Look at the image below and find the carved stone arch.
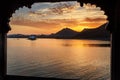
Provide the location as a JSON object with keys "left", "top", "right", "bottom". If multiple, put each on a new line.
{"left": 0, "top": 0, "right": 119, "bottom": 80}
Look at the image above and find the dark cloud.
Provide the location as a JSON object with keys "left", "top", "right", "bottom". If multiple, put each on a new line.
{"left": 49, "top": 2, "right": 79, "bottom": 14}
{"left": 28, "top": 10, "right": 47, "bottom": 17}
{"left": 84, "top": 17, "right": 107, "bottom": 22}
{"left": 10, "top": 19, "right": 59, "bottom": 29}
{"left": 10, "top": 19, "right": 81, "bottom": 30}
{"left": 27, "top": 1, "right": 80, "bottom": 18}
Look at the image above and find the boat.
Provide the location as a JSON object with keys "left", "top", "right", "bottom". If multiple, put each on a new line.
{"left": 28, "top": 35, "right": 37, "bottom": 40}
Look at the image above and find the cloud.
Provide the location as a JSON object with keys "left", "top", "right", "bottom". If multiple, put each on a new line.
{"left": 83, "top": 3, "right": 101, "bottom": 10}
{"left": 27, "top": 1, "right": 81, "bottom": 19}
{"left": 10, "top": 19, "right": 59, "bottom": 29}
{"left": 9, "top": 1, "right": 108, "bottom": 34}
{"left": 84, "top": 17, "right": 107, "bottom": 22}
{"left": 10, "top": 19, "right": 79, "bottom": 29}
{"left": 11, "top": 1, "right": 107, "bottom": 22}
{"left": 10, "top": 17, "right": 106, "bottom": 31}
{"left": 48, "top": 1, "right": 80, "bottom": 14}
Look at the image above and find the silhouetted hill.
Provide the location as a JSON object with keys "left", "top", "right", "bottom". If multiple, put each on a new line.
{"left": 74, "top": 23, "right": 110, "bottom": 40}
{"left": 7, "top": 34, "right": 29, "bottom": 38}
{"left": 7, "top": 23, "right": 110, "bottom": 41}
{"left": 52, "top": 28, "right": 79, "bottom": 38}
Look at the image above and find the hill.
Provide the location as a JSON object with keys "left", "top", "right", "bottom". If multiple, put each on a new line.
{"left": 51, "top": 28, "right": 79, "bottom": 38}
{"left": 7, "top": 23, "right": 110, "bottom": 41}
{"left": 73, "top": 23, "right": 110, "bottom": 40}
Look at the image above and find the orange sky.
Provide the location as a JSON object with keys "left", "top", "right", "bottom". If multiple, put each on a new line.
{"left": 9, "top": 1, "right": 107, "bottom": 34}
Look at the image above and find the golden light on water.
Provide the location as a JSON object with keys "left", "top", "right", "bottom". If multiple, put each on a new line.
{"left": 7, "top": 38, "right": 110, "bottom": 79}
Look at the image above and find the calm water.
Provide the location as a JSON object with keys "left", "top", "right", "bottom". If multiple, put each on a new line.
{"left": 7, "top": 38, "right": 111, "bottom": 80}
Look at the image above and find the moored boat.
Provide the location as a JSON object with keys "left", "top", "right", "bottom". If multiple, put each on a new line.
{"left": 28, "top": 35, "right": 37, "bottom": 40}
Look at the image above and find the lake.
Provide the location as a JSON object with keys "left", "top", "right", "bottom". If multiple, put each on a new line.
{"left": 7, "top": 38, "right": 111, "bottom": 80}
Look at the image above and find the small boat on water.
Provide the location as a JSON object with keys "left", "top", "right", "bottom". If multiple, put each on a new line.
{"left": 28, "top": 35, "right": 37, "bottom": 40}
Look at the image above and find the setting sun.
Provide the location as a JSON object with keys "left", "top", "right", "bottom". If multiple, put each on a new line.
{"left": 72, "top": 26, "right": 85, "bottom": 32}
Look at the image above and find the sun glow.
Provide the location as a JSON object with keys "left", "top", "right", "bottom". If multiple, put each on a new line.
{"left": 72, "top": 26, "right": 86, "bottom": 32}
{"left": 9, "top": 1, "right": 107, "bottom": 34}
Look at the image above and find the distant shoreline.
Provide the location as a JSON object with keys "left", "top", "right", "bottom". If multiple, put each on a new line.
{"left": 7, "top": 37, "right": 110, "bottom": 41}
{"left": 7, "top": 37, "right": 111, "bottom": 47}
{"left": 7, "top": 24, "right": 110, "bottom": 41}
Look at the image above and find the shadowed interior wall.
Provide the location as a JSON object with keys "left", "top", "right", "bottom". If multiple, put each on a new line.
{"left": 0, "top": 33, "right": 7, "bottom": 77}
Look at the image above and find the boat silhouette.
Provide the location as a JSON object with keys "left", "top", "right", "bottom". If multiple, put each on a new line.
{"left": 28, "top": 35, "right": 37, "bottom": 40}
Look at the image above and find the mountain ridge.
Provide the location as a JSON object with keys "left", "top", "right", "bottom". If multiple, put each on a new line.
{"left": 73, "top": 23, "right": 110, "bottom": 40}
{"left": 7, "top": 23, "right": 110, "bottom": 41}
{"left": 52, "top": 27, "right": 79, "bottom": 38}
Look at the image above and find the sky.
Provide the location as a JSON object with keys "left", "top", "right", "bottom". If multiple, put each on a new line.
{"left": 9, "top": 1, "right": 108, "bottom": 34}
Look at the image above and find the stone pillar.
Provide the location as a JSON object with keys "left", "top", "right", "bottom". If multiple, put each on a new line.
{"left": 0, "top": 19, "right": 10, "bottom": 79}
{"left": 111, "top": 1, "right": 120, "bottom": 79}
{"left": 0, "top": 33, "right": 7, "bottom": 79}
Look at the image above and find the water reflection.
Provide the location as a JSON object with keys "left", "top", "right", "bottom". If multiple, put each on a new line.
{"left": 59, "top": 39, "right": 110, "bottom": 47}
{"left": 62, "top": 43, "right": 110, "bottom": 47}
{"left": 83, "top": 43, "right": 110, "bottom": 47}
{"left": 7, "top": 38, "right": 110, "bottom": 80}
